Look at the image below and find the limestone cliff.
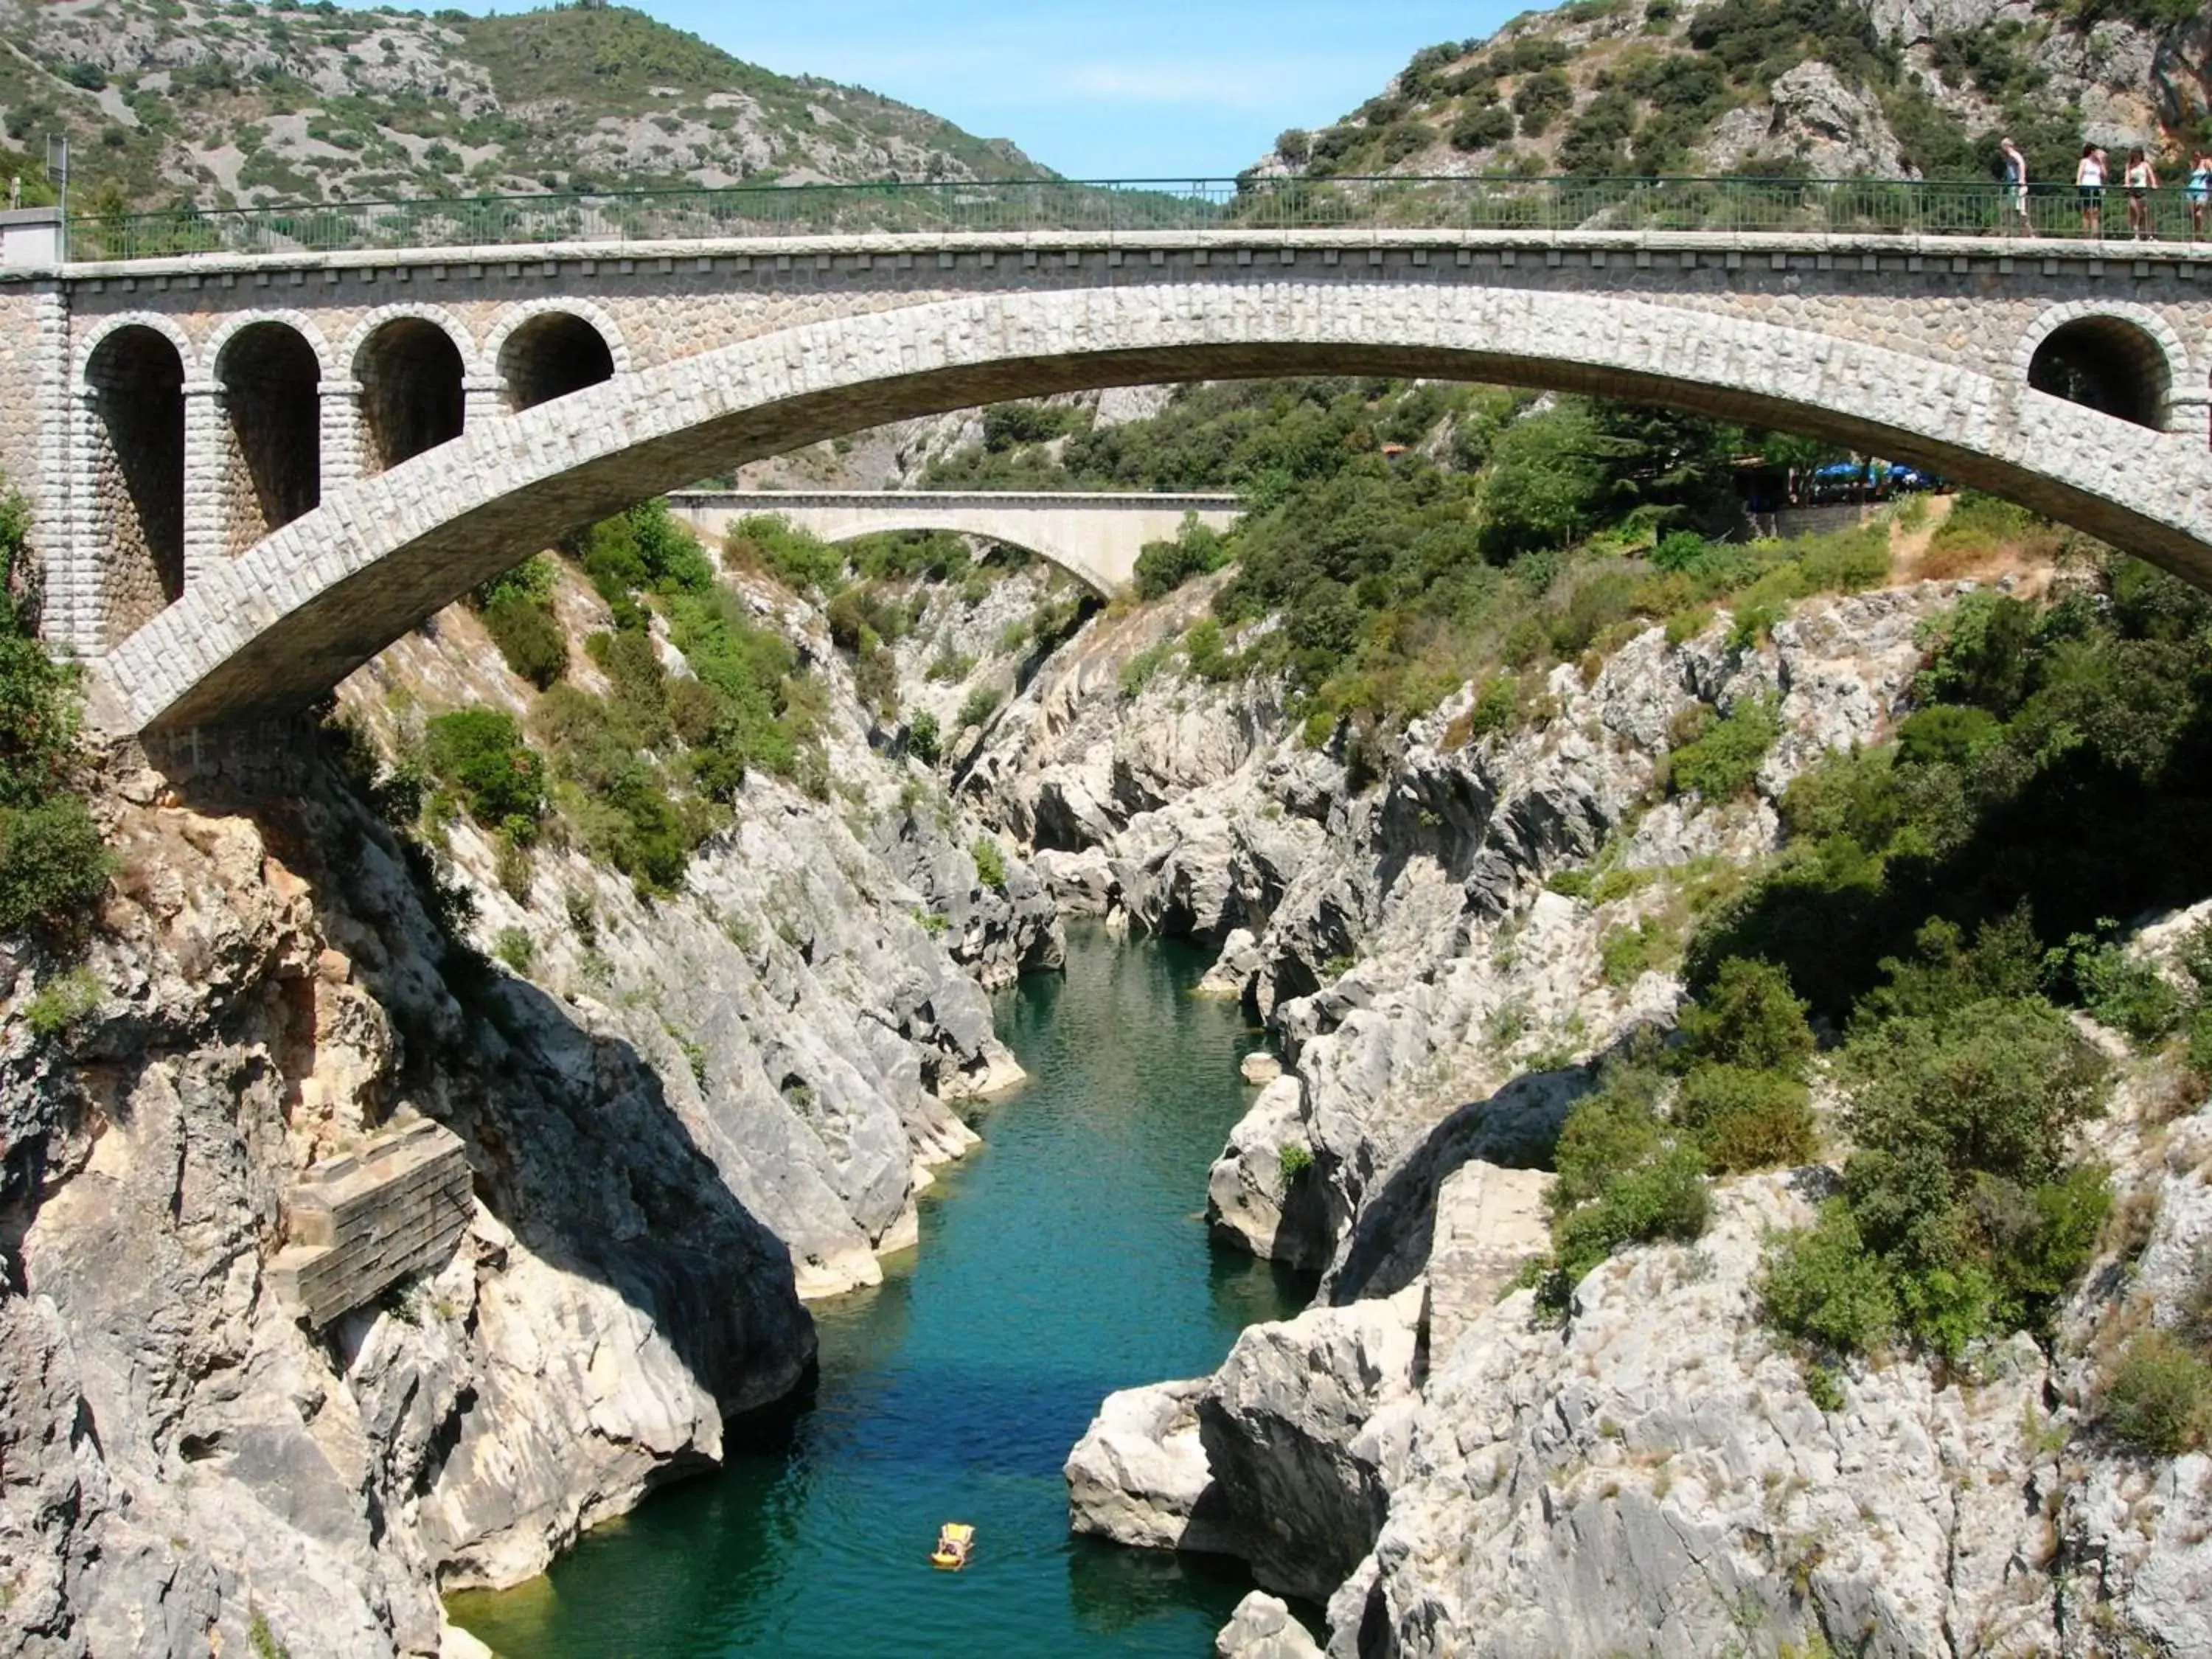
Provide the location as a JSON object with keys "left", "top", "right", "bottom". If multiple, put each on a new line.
{"left": 0, "top": 554, "right": 1062, "bottom": 1655}
{"left": 1003, "top": 561, "right": 2212, "bottom": 1655}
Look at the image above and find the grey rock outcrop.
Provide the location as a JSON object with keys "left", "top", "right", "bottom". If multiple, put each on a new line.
{"left": 1216, "top": 1592, "right": 1326, "bottom": 1659}
{"left": 1700, "top": 60, "right": 1910, "bottom": 176}
{"left": 1193, "top": 1287, "right": 1424, "bottom": 1604}
{"left": 1063, "top": 1378, "right": 1230, "bottom": 1554}
{"left": 2, "top": 560, "right": 1067, "bottom": 1652}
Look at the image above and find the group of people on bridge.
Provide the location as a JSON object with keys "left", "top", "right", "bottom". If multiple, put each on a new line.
{"left": 2000, "top": 136, "right": 2212, "bottom": 243}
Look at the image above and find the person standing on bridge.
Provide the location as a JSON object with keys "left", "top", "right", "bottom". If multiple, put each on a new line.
{"left": 2076, "top": 145, "right": 2107, "bottom": 240}
{"left": 2123, "top": 148, "right": 2158, "bottom": 241}
{"left": 2188, "top": 148, "right": 2210, "bottom": 242}
{"left": 2000, "top": 138, "right": 2034, "bottom": 237}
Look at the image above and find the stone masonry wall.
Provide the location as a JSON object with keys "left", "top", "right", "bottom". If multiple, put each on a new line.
{"left": 265, "top": 1117, "right": 473, "bottom": 1329}
{"left": 44, "top": 234, "right": 2212, "bottom": 400}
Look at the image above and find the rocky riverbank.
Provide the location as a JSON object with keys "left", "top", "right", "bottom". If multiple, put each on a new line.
{"left": 0, "top": 554, "right": 1063, "bottom": 1655}
{"left": 988, "top": 569, "right": 2212, "bottom": 1656}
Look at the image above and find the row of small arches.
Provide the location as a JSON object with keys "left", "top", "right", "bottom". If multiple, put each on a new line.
{"left": 79, "top": 307, "right": 622, "bottom": 642}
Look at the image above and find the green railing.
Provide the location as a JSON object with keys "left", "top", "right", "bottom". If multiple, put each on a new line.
{"left": 63, "top": 175, "right": 2212, "bottom": 262}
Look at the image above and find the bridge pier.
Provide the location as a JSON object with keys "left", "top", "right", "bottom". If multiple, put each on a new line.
{"left": 181, "top": 380, "right": 223, "bottom": 591}
{"left": 319, "top": 378, "right": 366, "bottom": 493}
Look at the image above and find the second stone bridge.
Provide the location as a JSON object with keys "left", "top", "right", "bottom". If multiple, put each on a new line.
{"left": 664, "top": 490, "right": 1245, "bottom": 595}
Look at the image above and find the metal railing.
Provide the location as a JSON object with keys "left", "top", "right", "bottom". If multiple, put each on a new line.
{"left": 62, "top": 174, "right": 2212, "bottom": 263}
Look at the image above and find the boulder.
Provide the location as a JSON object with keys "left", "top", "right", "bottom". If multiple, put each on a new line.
{"left": 1214, "top": 1591, "right": 1325, "bottom": 1659}
{"left": 1063, "top": 1379, "right": 1230, "bottom": 1553}
{"left": 1207, "top": 1077, "right": 1331, "bottom": 1269}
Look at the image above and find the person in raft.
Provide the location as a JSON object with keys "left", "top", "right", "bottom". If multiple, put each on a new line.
{"left": 2000, "top": 137, "right": 2034, "bottom": 236}
{"left": 2123, "top": 147, "right": 2158, "bottom": 241}
{"left": 2188, "top": 148, "right": 2211, "bottom": 243}
{"left": 2076, "top": 144, "right": 2106, "bottom": 239}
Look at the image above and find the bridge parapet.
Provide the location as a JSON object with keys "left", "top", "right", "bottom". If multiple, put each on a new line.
{"left": 29, "top": 174, "right": 2212, "bottom": 265}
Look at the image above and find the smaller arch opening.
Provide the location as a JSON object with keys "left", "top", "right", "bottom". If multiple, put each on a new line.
{"left": 85, "top": 324, "right": 186, "bottom": 642}
{"left": 2027, "top": 316, "right": 2172, "bottom": 430}
{"left": 217, "top": 321, "right": 321, "bottom": 549}
{"left": 356, "top": 318, "right": 465, "bottom": 473}
{"left": 499, "top": 312, "right": 615, "bottom": 412}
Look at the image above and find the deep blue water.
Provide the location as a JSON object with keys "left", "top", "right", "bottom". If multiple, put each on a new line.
{"left": 448, "top": 926, "right": 1310, "bottom": 1658}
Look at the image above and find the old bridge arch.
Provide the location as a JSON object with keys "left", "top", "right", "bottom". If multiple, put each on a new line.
{"left": 94, "top": 283, "right": 2212, "bottom": 733}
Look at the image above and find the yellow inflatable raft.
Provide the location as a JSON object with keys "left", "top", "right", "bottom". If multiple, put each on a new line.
{"left": 930, "top": 1522, "right": 974, "bottom": 1570}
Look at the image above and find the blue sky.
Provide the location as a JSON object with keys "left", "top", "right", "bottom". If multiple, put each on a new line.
{"left": 386, "top": 1, "right": 1519, "bottom": 178}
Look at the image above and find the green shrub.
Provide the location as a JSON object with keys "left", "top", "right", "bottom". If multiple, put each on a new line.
{"left": 1668, "top": 697, "right": 1781, "bottom": 801}
{"left": 2048, "top": 932, "right": 2181, "bottom": 1040}
{"left": 1119, "top": 639, "right": 1178, "bottom": 698}
{"left": 1763, "top": 1200, "right": 1899, "bottom": 1353}
{"left": 0, "top": 798, "right": 113, "bottom": 938}
{"left": 1279, "top": 1141, "right": 1314, "bottom": 1182}
{"left": 1185, "top": 619, "right": 1236, "bottom": 682}
{"left": 905, "top": 711, "right": 942, "bottom": 766}
{"left": 0, "top": 635, "right": 85, "bottom": 810}
{"left": 926, "top": 646, "right": 977, "bottom": 684}
{"left": 23, "top": 965, "right": 101, "bottom": 1037}
{"left": 492, "top": 927, "right": 535, "bottom": 975}
{"left": 2103, "top": 1332, "right": 2212, "bottom": 1455}
{"left": 1133, "top": 516, "right": 1231, "bottom": 599}
{"left": 1894, "top": 703, "right": 1999, "bottom": 769}
{"left": 971, "top": 837, "right": 1007, "bottom": 891}
{"left": 1450, "top": 102, "right": 1514, "bottom": 150}
{"left": 1599, "top": 917, "right": 1671, "bottom": 986}
{"left": 424, "top": 708, "right": 546, "bottom": 827}
{"left": 1914, "top": 591, "right": 2040, "bottom": 715}
{"left": 956, "top": 685, "right": 1004, "bottom": 730}
{"left": 723, "top": 513, "right": 844, "bottom": 597}
{"left": 480, "top": 588, "right": 568, "bottom": 688}
{"left": 571, "top": 501, "right": 713, "bottom": 600}
{"left": 1677, "top": 1064, "right": 1816, "bottom": 1172}
{"left": 1549, "top": 1063, "right": 1711, "bottom": 1280}
{"left": 1676, "top": 956, "right": 1815, "bottom": 1075}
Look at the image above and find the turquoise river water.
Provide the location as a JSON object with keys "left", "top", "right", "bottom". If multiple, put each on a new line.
{"left": 448, "top": 926, "right": 1311, "bottom": 1658}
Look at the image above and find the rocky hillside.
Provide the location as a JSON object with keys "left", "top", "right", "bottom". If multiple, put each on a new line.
{"left": 990, "top": 523, "right": 2212, "bottom": 1655}
{"left": 1259, "top": 0, "right": 2209, "bottom": 185}
{"left": 817, "top": 367, "right": 2212, "bottom": 1654}
{"left": 0, "top": 0, "right": 1046, "bottom": 212}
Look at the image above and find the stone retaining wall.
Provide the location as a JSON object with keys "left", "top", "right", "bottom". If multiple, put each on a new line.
{"left": 267, "top": 1118, "right": 473, "bottom": 1329}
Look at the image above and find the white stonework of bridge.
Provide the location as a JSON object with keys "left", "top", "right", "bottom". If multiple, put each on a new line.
{"left": 0, "top": 215, "right": 2208, "bottom": 733}
{"left": 664, "top": 490, "right": 1243, "bottom": 594}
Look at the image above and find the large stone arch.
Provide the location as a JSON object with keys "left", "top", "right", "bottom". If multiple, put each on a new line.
{"left": 100, "top": 283, "right": 2212, "bottom": 733}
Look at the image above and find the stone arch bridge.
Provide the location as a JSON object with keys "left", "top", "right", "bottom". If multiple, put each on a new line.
{"left": 664, "top": 490, "right": 1245, "bottom": 595}
{"left": 0, "top": 219, "right": 2207, "bottom": 733}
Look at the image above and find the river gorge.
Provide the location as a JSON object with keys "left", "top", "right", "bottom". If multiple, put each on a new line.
{"left": 446, "top": 928, "right": 1308, "bottom": 1658}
